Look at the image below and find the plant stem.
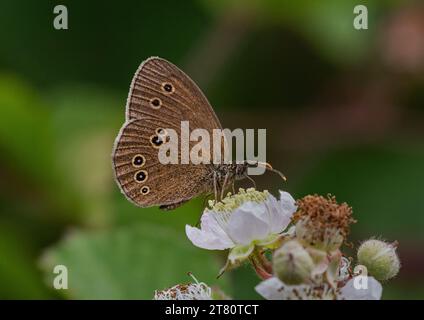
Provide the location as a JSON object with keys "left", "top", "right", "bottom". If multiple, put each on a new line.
{"left": 250, "top": 249, "right": 273, "bottom": 280}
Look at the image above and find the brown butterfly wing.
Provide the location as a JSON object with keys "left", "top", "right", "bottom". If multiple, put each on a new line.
{"left": 112, "top": 57, "right": 221, "bottom": 208}
{"left": 113, "top": 119, "right": 211, "bottom": 207}
{"left": 126, "top": 57, "right": 222, "bottom": 130}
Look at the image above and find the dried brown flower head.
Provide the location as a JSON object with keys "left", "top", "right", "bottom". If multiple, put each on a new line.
{"left": 293, "top": 194, "right": 356, "bottom": 251}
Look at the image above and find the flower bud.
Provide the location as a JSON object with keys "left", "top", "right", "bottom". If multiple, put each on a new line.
{"left": 273, "top": 240, "right": 314, "bottom": 285}
{"left": 357, "top": 239, "right": 400, "bottom": 281}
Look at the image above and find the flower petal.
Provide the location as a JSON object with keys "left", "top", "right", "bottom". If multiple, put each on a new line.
{"left": 255, "top": 277, "right": 286, "bottom": 300}
{"left": 266, "top": 193, "right": 292, "bottom": 234}
{"left": 185, "top": 211, "right": 234, "bottom": 250}
{"left": 339, "top": 276, "right": 382, "bottom": 300}
{"left": 227, "top": 202, "right": 270, "bottom": 245}
{"left": 279, "top": 191, "right": 297, "bottom": 216}
{"left": 263, "top": 191, "right": 297, "bottom": 234}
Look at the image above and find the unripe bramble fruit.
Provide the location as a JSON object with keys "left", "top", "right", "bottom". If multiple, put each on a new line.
{"left": 273, "top": 240, "right": 314, "bottom": 285}
{"left": 357, "top": 239, "right": 400, "bottom": 281}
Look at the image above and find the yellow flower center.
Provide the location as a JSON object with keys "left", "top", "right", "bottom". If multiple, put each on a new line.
{"left": 208, "top": 188, "right": 269, "bottom": 213}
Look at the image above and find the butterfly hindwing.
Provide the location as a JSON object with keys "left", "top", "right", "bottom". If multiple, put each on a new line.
{"left": 113, "top": 118, "right": 211, "bottom": 208}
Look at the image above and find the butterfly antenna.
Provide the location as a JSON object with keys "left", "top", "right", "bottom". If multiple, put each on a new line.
{"left": 258, "top": 162, "right": 287, "bottom": 182}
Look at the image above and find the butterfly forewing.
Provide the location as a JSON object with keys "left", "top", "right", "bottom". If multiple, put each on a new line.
{"left": 126, "top": 57, "right": 222, "bottom": 130}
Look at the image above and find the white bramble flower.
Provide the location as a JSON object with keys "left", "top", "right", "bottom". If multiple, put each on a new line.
{"left": 154, "top": 275, "right": 212, "bottom": 300}
{"left": 185, "top": 188, "right": 297, "bottom": 264}
{"left": 254, "top": 193, "right": 391, "bottom": 300}
{"left": 255, "top": 276, "right": 382, "bottom": 300}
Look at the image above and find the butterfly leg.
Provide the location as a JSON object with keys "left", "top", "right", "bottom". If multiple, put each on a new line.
{"left": 220, "top": 172, "right": 229, "bottom": 200}
{"left": 213, "top": 171, "right": 219, "bottom": 201}
{"left": 246, "top": 175, "right": 257, "bottom": 189}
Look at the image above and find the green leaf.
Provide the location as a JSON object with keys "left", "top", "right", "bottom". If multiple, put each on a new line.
{"left": 40, "top": 223, "right": 230, "bottom": 299}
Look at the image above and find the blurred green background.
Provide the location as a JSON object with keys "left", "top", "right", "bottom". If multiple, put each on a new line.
{"left": 0, "top": 0, "right": 423, "bottom": 299}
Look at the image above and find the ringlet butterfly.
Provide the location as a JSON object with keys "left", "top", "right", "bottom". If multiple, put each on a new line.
{"left": 112, "top": 57, "right": 284, "bottom": 210}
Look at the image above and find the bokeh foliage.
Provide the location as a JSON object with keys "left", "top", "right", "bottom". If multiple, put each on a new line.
{"left": 0, "top": 0, "right": 423, "bottom": 299}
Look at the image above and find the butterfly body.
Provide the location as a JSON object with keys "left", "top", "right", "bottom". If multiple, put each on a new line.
{"left": 158, "top": 163, "right": 249, "bottom": 210}
{"left": 210, "top": 163, "right": 249, "bottom": 186}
